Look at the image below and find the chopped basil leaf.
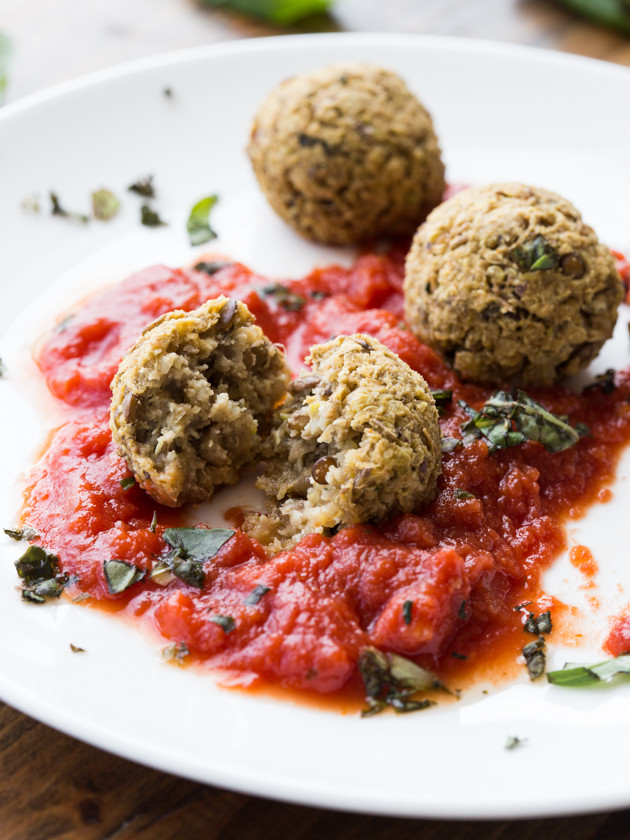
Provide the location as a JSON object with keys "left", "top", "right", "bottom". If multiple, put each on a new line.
{"left": 209, "top": 613, "right": 235, "bottom": 633}
{"left": 505, "top": 735, "right": 527, "bottom": 750}
{"left": 120, "top": 476, "right": 135, "bottom": 490}
{"left": 186, "top": 195, "right": 219, "bottom": 246}
{"left": 16, "top": 545, "right": 59, "bottom": 583}
{"left": 70, "top": 643, "right": 86, "bottom": 653}
{"left": 522, "top": 636, "right": 546, "bottom": 680}
{"left": 358, "top": 647, "right": 444, "bottom": 716}
{"left": 547, "top": 652, "right": 630, "bottom": 687}
{"left": 50, "top": 192, "right": 89, "bottom": 224}
{"left": 583, "top": 368, "right": 617, "bottom": 395}
{"left": 199, "top": 0, "right": 333, "bottom": 24}
{"left": 160, "top": 527, "right": 234, "bottom": 589}
{"left": 511, "top": 235, "right": 558, "bottom": 272}
{"left": 128, "top": 176, "right": 155, "bottom": 198}
{"left": 454, "top": 488, "right": 476, "bottom": 500}
{"left": 161, "top": 641, "right": 190, "bottom": 664}
{"left": 194, "top": 260, "right": 233, "bottom": 275}
{"left": 514, "top": 601, "right": 533, "bottom": 612}
{"left": 245, "top": 584, "right": 271, "bottom": 605}
{"left": 523, "top": 609, "right": 552, "bottom": 635}
{"left": 149, "top": 511, "right": 158, "bottom": 533}
{"left": 103, "top": 559, "right": 145, "bottom": 595}
{"left": 0, "top": 357, "right": 5, "bottom": 377}
{"left": 72, "top": 592, "right": 91, "bottom": 603}
{"left": 15, "top": 544, "right": 70, "bottom": 603}
{"left": 258, "top": 283, "right": 306, "bottom": 312}
{"left": 4, "top": 525, "right": 39, "bottom": 541}
{"left": 460, "top": 389, "right": 588, "bottom": 454}
{"left": 431, "top": 389, "right": 453, "bottom": 412}
{"left": 163, "top": 87, "right": 173, "bottom": 98}
{"left": 402, "top": 599, "right": 413, "bottom": 626}
{"left": 140, "top": 204, "right": 167, "bottom": 227}
{"left": 458, "top": 600, "right": 468, "bottom": 620}
{"left": 91, "top": 188, "right": 121, "bottom": 221}
{"left": 451, "top": 651, "right": 467, "bottom": 660}
{"left": 54, "top": 314, "right": 74, "bottom": 333}
{"left": 441, "top": 435, "right": 462, "bottom": 454}
{"left": 309, "top": 290, "right": 329, "bottom": 300}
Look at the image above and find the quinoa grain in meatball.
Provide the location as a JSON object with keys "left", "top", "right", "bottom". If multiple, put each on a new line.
{"left": 110, "top": 297, "right": 290, "bottom": 507}
{"left": 247, "top": 63, "right": 445, "bottom": 245}
{"left": 404, "top": 183, "right": 623, "bottom": 386}
{"left": 246, "top": 334, "right": 442, "bottom": 551}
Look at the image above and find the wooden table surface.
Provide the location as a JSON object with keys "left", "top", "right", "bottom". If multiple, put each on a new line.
{"left": 2, "top": 1, "right": 630, "bottom": 838}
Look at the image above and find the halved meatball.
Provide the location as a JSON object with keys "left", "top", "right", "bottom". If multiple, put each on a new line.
{"left": 110, "top": 296, "right": 290, "bottom": 507}
{"left": 246, "top": 334, "right": 442, "bottom": 551}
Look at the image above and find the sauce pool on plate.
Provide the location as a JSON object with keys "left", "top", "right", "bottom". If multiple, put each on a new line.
{"left": 19, "top": 248, "right": 630, "bottom": 705}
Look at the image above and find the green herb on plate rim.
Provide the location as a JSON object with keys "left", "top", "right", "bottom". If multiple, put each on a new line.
{"left": 4, "top": 525, "right": 39, "bottom": 541}
{"left": 547, "top": 652, "right": 630, "bottom": 687}
{"left": 187, "top": 195, "right": 219, "bottom": 246}
{"left": 128, "top": 176, "right": 155, "bottom": 198}
{"left": 15, "top": 544, "right": 70, "bottom": 604}
{"left": 140, "top": 204, "right": 167, "bottom": 227}
{"left": 50, "top": 192, "right": 89, "bottom": 224}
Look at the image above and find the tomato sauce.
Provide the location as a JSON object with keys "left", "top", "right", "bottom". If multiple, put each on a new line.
{"left": 22, "top": 250, "right": 630, "bottom": 698}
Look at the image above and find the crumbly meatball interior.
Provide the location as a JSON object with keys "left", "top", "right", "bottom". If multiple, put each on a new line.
{"left": 110, "top": 297, "right": 290, "bottom": 507}
{"left": 404, "top": 182, "right": 623, "bottom": 386}
{"left": 245, "top": 334, "right": 442, "bottom": 552}
{"left": 247, "top": 62, "right": 445, "bottom": 245}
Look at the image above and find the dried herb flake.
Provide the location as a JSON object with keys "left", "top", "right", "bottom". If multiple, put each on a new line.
{"left": 245, "top": 584, "right": 271, "bottom": 605}
{"left": 358, "top": 647, "right": 444, "bottom": 716}
{"left": 91, "top": 188, "right": 120, "bottom": 221}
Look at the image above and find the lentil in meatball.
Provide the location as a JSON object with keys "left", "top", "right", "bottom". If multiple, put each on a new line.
{"left": 247, "top": 62, "right": 445, "bottom": 245}
{"left": 110, "top": 296, "right": 290, "bottom": 507}
{"left": 404, "top": 182, "right": 623, "bottom": 386}
{"left": 246, "top": 333, "right": 442, "bottom": 551}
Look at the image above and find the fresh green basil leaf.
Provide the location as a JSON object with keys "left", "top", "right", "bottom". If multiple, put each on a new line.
{"left": 547, "top": 652, "right": 630, "bottom": 687}
{"left": 358, "top": 647, "right": 445, "bottom": 716}
{"left": 103, "top": 559, "right": 145, "bottom": 594}
{"left": 523, "top": 636, "right": 546, "bottom": 680}
{"left": 186, "top": 195, "right": 218, "bottom": 246}
{"left": 554, "top": 0, "right": 630, "bottom": 34}
{"left": 160, "top": 527, "right": 234, "bottom": 589}
{"left": 460, "top": 390, "right": 588, "bottom": 454}
{"left": 199, "top": 0, "right": 333, "bottom": 24}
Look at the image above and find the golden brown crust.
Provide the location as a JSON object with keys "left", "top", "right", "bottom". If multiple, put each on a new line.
{"left": 246, "top": 333, "right": 442, "bottom": 552}
{"left": 247, "top": 63, "right": 445, "bottom": 245}
{"left": 404, "top": 183, "right": 623, "bottom": 386}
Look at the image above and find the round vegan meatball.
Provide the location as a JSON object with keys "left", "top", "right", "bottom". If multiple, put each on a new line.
{"left": 247, "top": 334, "right": 442, "bottom": 551}
{"left": 110, "top": 296, "right": 290, "bottom": 507}
{"left": 247, "top": 63, "right": 445, "bottom": 245}
{"left": 404, "top": 183, "right": 623, "bottom": 387}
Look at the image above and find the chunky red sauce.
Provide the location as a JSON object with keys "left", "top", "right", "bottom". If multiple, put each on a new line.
{"left": 22, "top": 250, "right": 630, "bottom": 697}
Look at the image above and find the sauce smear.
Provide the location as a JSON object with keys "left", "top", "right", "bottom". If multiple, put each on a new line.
{"left": 23, "top": 251, "right": 630, "bottom": 700}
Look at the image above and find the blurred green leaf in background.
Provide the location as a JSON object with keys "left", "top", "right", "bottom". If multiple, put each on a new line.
{"left": 0, "top": 32, "right": 13, "bottom": 105}
{"left": 200, "top": 0, "right": 333, "bottom": 25}
{"left": 555, "top": 0, "right": 630, "bottom": 34}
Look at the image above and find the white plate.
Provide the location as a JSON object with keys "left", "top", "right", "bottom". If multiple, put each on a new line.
{"left": 2, "top": 33, "right": 630, "bottom": 820}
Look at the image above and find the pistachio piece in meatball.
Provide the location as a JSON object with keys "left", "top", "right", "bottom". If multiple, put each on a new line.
{"left": 246, "top": 334, "right": 442, "bottom": 551}
{"left": 110, "top": 296, "right": 290, "bottom": 507}
{"left": 404, "top": 182, "right": 623, "bottom": 386}
{"left": 247, "top": 62, "right": 445, "bottom": 245}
